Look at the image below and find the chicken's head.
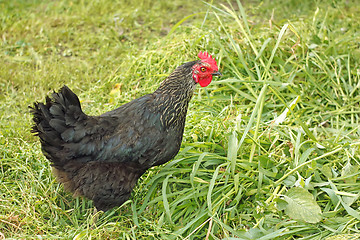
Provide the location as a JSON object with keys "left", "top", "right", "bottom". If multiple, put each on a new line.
{"left": 192, "top": 51, "right": 221, "bottom": 87}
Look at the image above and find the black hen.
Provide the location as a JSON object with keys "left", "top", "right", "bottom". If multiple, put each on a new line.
{"left": 30, "top": 52, "right": 221, "bottom": 211}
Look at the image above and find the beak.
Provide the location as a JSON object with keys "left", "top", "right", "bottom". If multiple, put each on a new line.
{"left": 212, "top": 71, "right": 222, "bottom": 76}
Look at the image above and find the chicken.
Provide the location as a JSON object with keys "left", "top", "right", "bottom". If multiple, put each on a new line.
{"left": 30, "top": 51, "right": 221, "bottom": 211}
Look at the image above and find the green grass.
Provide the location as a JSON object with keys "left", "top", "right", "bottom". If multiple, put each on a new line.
{"left": 1, "top": 0, "right": 360, "bottom": 239}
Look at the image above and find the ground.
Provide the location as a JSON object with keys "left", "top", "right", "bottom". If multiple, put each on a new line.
{"left": 1, "top": 0, "right": 360, "bottom": 239}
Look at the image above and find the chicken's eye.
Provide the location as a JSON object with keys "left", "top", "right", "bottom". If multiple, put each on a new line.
{"left": 200, "top": 67, "right": 206, "bottom": 72}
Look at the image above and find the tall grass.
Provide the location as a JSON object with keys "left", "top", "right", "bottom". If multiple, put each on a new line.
{"left": 1, "top": 0, "right": 360, "bottom": 239}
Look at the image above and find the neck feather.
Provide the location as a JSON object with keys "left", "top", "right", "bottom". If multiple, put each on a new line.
{"left": 153, "top": 61, "right": 198, "bottom": 127}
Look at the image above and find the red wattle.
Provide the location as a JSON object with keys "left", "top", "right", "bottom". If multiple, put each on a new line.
{"left": 199, "top": 77, "right": 212, "bottom": 87}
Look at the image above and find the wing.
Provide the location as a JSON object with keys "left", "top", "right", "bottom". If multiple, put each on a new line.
{"left": 62, "top": 94, "right": 167, "bottom": 167}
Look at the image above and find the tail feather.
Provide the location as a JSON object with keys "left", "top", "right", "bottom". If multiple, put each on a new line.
{"left": 29, "top": 85, "right": 86, "bottom": 165}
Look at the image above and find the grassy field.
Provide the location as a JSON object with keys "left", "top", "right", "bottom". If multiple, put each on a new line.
{"left": 1, "top": 0, "right": 360, "bottom": 239}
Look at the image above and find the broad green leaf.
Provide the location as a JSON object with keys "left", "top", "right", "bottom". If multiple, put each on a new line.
{"left": 283, "top": 187, "right": 322, "bottom": 223}
{"left": 274, "top": 198, "right": 288, "bottom": 211}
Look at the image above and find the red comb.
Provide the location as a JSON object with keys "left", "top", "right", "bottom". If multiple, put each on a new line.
{"left": 198, "top": 51, "right": 218, "bottom": 70}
